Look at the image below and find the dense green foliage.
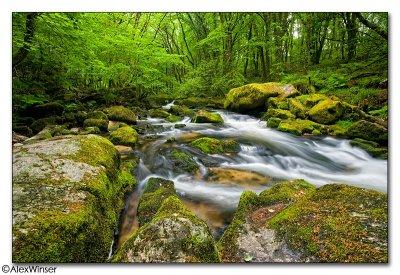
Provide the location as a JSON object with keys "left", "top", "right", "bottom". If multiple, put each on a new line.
{"left": 13, "top": 12, "right": 388, "bottom": 109}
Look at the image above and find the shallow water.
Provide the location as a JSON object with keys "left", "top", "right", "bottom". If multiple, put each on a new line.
{"left": 117, "top": 104, "right": 387, "bottom": 244}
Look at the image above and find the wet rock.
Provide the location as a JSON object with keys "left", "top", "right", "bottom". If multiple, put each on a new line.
{"left": 350, "top": 138, "right": 388, "bottom": 159}
{"left": 166, "top": 114, "right": 182, "bottom": 123}
{"left": 206, "top": 168, "right": 270, "bottom": 187}
{"left": 192, "top": 110, "right": 223, "bottom": 124}
{"left": 13, "top": 135, "right": 135, "bottom": 262}
{"left": 104, "top": 106, "right": 137, "bottom": 124}
{"left": 277, "top": 119, "right": 325, "bottom": 136}
{"left": 148, "top": 108, "right": 170, "bottom": 118}
{"left": 190, "top": 137, "right": 240, "bottom": 154}
{"left": 170, "top": 148, "right": 198, "bottom": 174}
{"left": 114, "top": 196, "right": 219, "bottom": 263}
{"left": 169, "top": 105, "right": 196, "bottom": 117}
{"left": 109, "top": 125, "right": 139, "bottom": 148}
{"left": 224, "top": 83, "right": 295, "bottom": 113}
{"left": 267, "top": 117, "right": 282, "bottom": 129}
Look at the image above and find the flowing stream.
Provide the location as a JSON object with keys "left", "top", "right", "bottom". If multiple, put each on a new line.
{"left": 117, "top": 103, "right": 387, "bottom": 246}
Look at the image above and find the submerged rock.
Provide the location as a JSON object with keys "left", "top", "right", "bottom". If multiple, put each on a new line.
{"left": 218, "top": 180, "right": 388, "bottom": 263}
{"left": 114, "top": 195, "right": 219, "bottom": 263}
{"left": 109, "top": 125, "right": 139, "bottom": 147}
{"left": 104, "top": 106, "right": 137, "bottom": 124}
{"left": 190, "top": 137, "right": 239, "bottom": 154}
{"left": 192, "top": 110, "right": 224, "bottom": 124}
{"left": 206, "top": 168, "right": 270, "bottom": 187}
{"left": 224, "top": 83, "right": 295, "bottom": 113}
{"left": 12, "top": 135, "right": 135, "bottom": 262}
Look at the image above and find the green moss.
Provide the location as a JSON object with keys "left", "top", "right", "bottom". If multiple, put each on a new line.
{"left": 288, "top": 98, "right": 307, "bottom": 118}
{"left": 30, "top": 117, "right": 58, "bottom": 133}
{"left": 263, "top": 108, "right": 295, "bottom": 120}
{"left": 169, "top": 105, "right": 196, "bottom": 117}
{"left": 148, "top": 108, "right": 171, "bottom": 118}
{"left": 170, "top": 149, "right": 198, "bottom": 173}
{"left": 190, "top": 137, "right": 239, "bottom": 154}
{"left": 267, "top": 117, "right": 282, "bottom": 128}
{"left": 296, "top": 94, "right": 328, "bottom": 108}
{"left": 165, "top": 114, "right": 182, "bottom": 122}
{"left": 137, "top": 178, "right": 176, "bottom": 226}
{"left": 109, "top": 125, "right": 138, "bottom": 148}
{"left": 87, "top": 111, "right": 108, "bottom": 120}
{"left": 307, "top": 99, "right": 344, "bottom": 124}
{"left": 268, "top": 184, "right": 388, "bottom": 263}
{"left": 346, "top": 120, "right": 388, "bottom": 144}
{"left": 108, "top": 121, "right": 127, "bottom": 132}
{"left": 350, "top": 138, "right": 388, "bottom": 159}
{"left": 192, "top": 110, "right": 224, "bottom": 124}
{"left": 224, "top": 83, "right": 287, "bottom": 113}
{"left": 104, "top": 106, "right": 137, "bottom": 124}
{"left": 369, "top": 105, "right": 388, "bottom": 120}
{"left": 83, "top": 118, "right": 108, "bottom": 132}
{"left": 278, "top": 119, "right": 324, "bottom": 136}
{"left": 268, "top": 97, "right": 289, "bottom": 110}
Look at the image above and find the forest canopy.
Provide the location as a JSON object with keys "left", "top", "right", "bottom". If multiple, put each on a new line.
{"left": 12, "top": 12, "right": 388, "bottom": 107}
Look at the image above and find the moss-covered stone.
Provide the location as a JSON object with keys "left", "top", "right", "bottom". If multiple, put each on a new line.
{"left": 262, "top": 108, "right": 295, "bottom": 120}
{"left": 137, "top": 177, "right": 176, "bottom": 226}
{"left": 114, "top": 196, "right": 220, "bottom": 263}
{"left": 288, "top": 98, "right": 307, "bottom": 119}
{"left": 192, "top": 110, "right": 224, "bottom": 124}
{"left": 30, "top": 117, "right": 59, "bottom": 134}
{"left": 108, "top": 121, "right": 127, "bottom": 132}
{"left": 218, "top": 180, "right": 315, "bottom": 262}
{"left": 13, "top": 135, "right": 134, "bottom": 262}
{"left": 190, "top": 137, "right": 239, "bottom": 154}
{"left": 87, "top": 111, "right": 108, "bottom": 121}
{"left": 350, "top": 138, "right": 388, "bottom": 159}
{"left": 307, "top": 99, "right": 344, "bottom": 124}
{"left": 346, "top": 120, "right": 388, "bottom": 145}
{"left": 109, "top": 125, "right": 138, "bottom": 147}
{"left": 268, "top": 184, "right": 388, "bottom": 263}
{"left": 328, "top": 120, "right": 353, "bottom": 137}
{"left": 277, "top": 119, "right": 324, "bottom": 136}
{"left": 104, "top": 106, "right": 137, "bottom": 124}
{"left": 295, "top": 94, "right": 328, "bottom": 108}
{"left": 83, "top": 118, "right": 108, "bottom": 132}
{"left": 224, "top": 83, "right": 291, "bottom": 113}
{"left": 267, "top": 97, "right": 289, "bottom": 110}
{"left": 169, "top": 105, "right": 196, "bottom": 117}
{"left": 170, "top": 149, "right": 198, "bottom": 173}
{"left": 148, "top": 108, "right": 170, "bottom": 118}
{"left": 166, "top": 114, "right": 182, "bottom": 123}
{"left": 267, "top": 117, "right": 282, "bottom": 129}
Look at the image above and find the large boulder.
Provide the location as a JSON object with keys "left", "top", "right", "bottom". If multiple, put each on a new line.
{"left": 12, "top": 135, "right": 135, "bottom": 262}
{"left": 346, "top": 120, "right": 388, "bottom": 145}
{"left": 109, "top": 125, "right": 139, "bottom": 148}
{"left": 104, "top": 106, "right": 137, "bottom": 124}
{"left": 224, "top": 83, "right": 296, "bottom": 113}
{"left": 113, "top": 196, "right": 220, "bottom": 263}
{"left": 218, "top": 180, "right": 388, "bottom": 263}
{"left": 192, "top": 110, "right": 223, "bottom": 124}
{"left": 190, "top": 137, "right": 240, "bottom": 154}
{"left": 83, "top": 118, "right": 109, "bottom": 132}
{"left": 307, "top": 99, "right": 344, "bottom": 124}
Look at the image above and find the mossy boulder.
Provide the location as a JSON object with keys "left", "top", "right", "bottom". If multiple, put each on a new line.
{"left": 295, "top": 94, "right": 328, "bottom": 108}
{"left": 278, "top": 119, "right": 325, "bottom": 136}
{"left": 169, "top": 105, "right": 196, "bottom": 117}
{"left": 148, "top": 108, "right": 170, "bottom": 118}
{"left": 224, "top": 83, "right": 293, "bottom": 113}
{"left": 268, "top": 97, "right": 289, "bottom": 110}
{"left": 114, "top": 196, "right": 220, "bottom": 263}
{"left": 192, "top": 110, "right": 224, "bottom": 124}
{"left": 262, "top": 108, "right": 295, "bottom": 120}
{"left": 12, "top": 135, "right": 135, "bottom": 262}
{"left": 83, "top": 118, "right": 108, "bottom": 132}
{"left": 104, "top": 106, "right": 137, "bottom": 124}
{"left": 108, "top": 121, "right": 127, "bottom": 132}
{"left": 267, "top": 117, "right": 282, "bottom": 129}
{"left": 87, "top": 111, "right": 108, "bottom": 121}
{"left": 190, "top": 137, "right": 239, "bottom": 154}
{"left": 218, "top": 180, "right": 315, "bottom": 262}
{"left": 176, "top": 97, "right": 224, "bottom": 109}
{"left": 268, "top": 184, "right": 388, "bottom": 263}
{"left": 288, "top": 99, "right": 307, "bottom": 119}
{"left": 30, "top": 117, "right": 60, "bottom": 134}
{"left": 109, "top": 125, "right": 138, "bottom": 147}
{"left": 346, "top": 120, "right": 388, "bottom": 145}
{"left": 307, "top": 99, "right": 344, "bottom": 124}
{"left": 170, "top": 148, "right": 198, "bottom": 173}
{"left": 166, "top": 114, "right": 182, "bottom": 123}
{"left": 137, "top": 177, "right": 176, "bottom": 226}
{"left": 350, "top": 138, "right": 388, "bottom": 159}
